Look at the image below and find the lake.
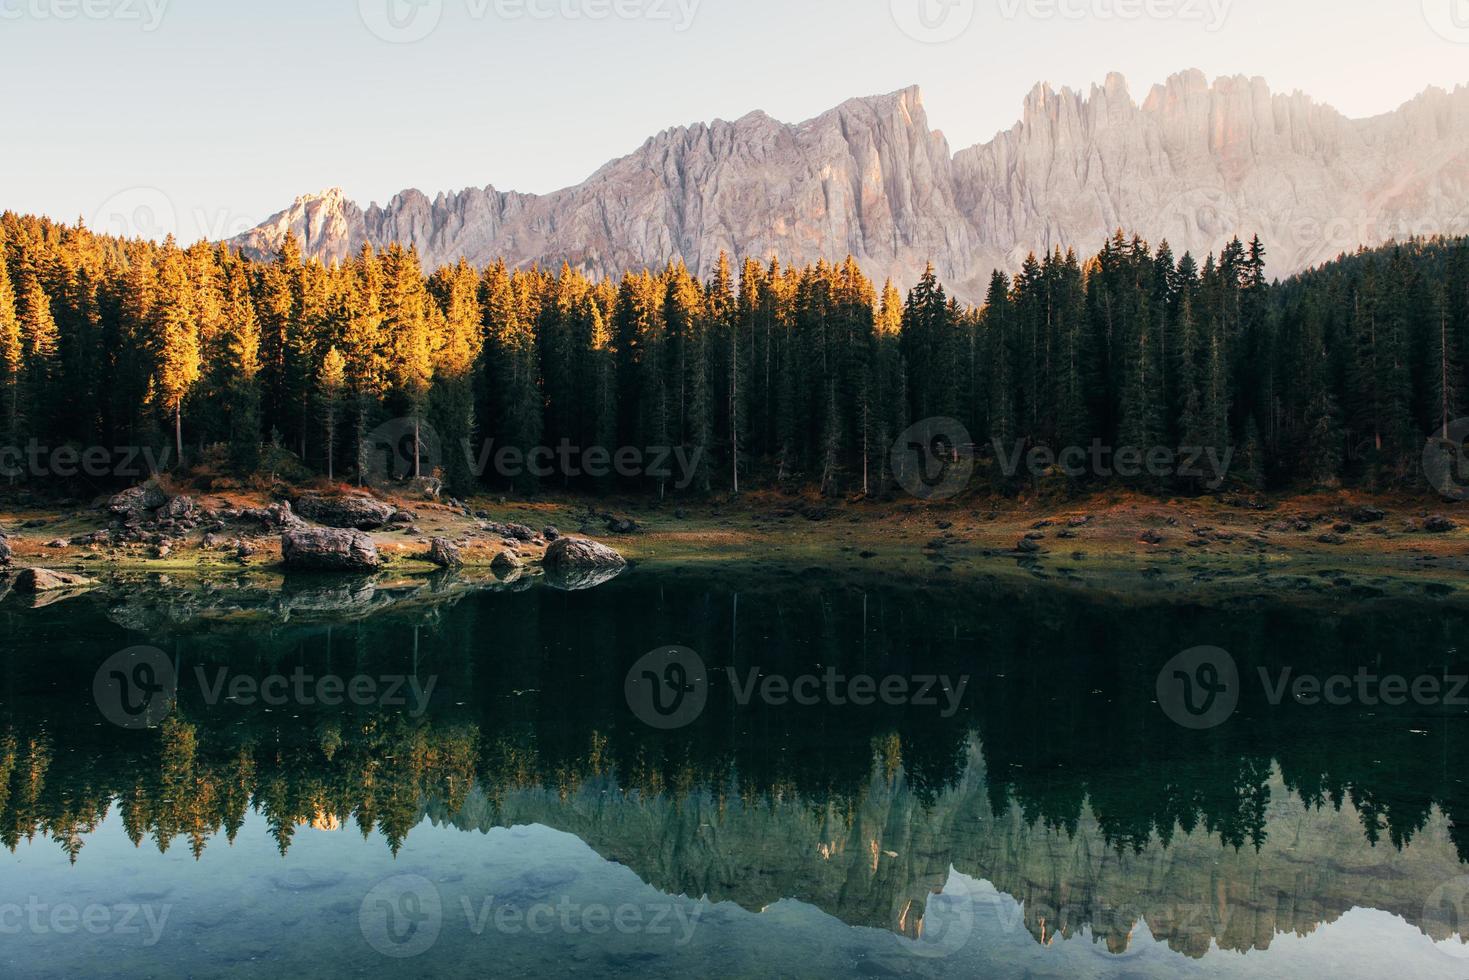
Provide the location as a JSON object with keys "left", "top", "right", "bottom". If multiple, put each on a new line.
{"left": 2, "top": 564, "right": 1468, "bottom": 978}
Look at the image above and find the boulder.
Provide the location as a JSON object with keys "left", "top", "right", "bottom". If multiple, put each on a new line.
{"left": 13, "top": 567, "right": 97, "bottom": 593}
{"left": 108, "top": 482, "right": 166, "bottom": 519}
{"left": 0, "top": 537, "right": 11, "bottom": 566}
{"left": 160, "top": 495, "right": 197, "bottom": 521}
{"left": 1424, "top": 515, "right": 1458, "bottom": 534}
{"left": 485, "top": 522, "right": 538, "bottom": 542}
{"left": 545, "top": 537, "right": 627, "bottom": 571}
{"left": 491, "top": 550, "right": 525, "bottom": 575}
{"left": 543, "top": 525, "right": 561, "bottom": 541}
{"left": 427, "top": 537, "right": 463, "bottom": 569}
{"left": 295, "top": 495, "right": 396, "bottom": 530}
{"left": 281, "top": 529, "right": 382, "bottom": 572}
{"left": 1352, "top": 506, "right": 1387, "bottom": 524}
{"left": 244, "top": 501, "right": 305, "bottom": 531}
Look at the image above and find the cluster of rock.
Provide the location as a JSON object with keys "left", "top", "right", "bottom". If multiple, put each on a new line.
{"left": 4, "top": 480, "right": 630, "bottom": 586}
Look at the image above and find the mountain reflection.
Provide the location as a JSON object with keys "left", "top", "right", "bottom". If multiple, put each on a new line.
{"left": 2, "top": 566, "right": 1467, "bottom": 959}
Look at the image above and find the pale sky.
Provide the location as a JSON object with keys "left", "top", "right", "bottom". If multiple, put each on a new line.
{"left": 3, "top": 0, "right": 1467, "bottom": 242}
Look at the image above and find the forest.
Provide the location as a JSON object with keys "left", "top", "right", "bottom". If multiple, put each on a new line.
{"left": 0, "top": 209, "right": 1464, "bottom": 499}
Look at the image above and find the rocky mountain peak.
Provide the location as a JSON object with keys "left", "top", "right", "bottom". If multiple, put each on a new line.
{"left": 233, "top": 72, "right": 1469, "bottom": 300}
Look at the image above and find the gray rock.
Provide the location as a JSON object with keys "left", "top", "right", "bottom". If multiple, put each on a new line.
{"left": 490, "top": 551, "right": 525, "bottom": 575}
{"left": 108, "top": 482, "right": 166, "bottom": 519}
{"left": 281, "top": 528, "right": 382, "bottom": 572}
{"left": 295, "top": 495, "right": 396, "bottom": 530}
{"left": 427, "top": 537, "right": 463, "bottom": 569}
{"left": 485, "top": 522, "right": 537, "bottom": 542}
{"left": 243, "top": 501, "right": 305, "bottom": 531}
{"left": 544, "top": 537, "right": 627, "bottom": 571}
{"left": 1424, "top": 516, "right": 1458, "bottom": 534}
{"left": 160, "top": 495, "right": 197, "bottom": 521}
{"left": 13, "top": 567, "right": 98, "bottom": 593}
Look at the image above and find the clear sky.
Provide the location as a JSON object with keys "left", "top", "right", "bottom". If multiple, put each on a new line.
{"left": 3, "top": 0, "right": 1467, "bottom": 242}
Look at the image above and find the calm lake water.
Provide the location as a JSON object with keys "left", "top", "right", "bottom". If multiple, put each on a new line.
{"left": 2, "top": 564, "right": 1468, "bottom": 978}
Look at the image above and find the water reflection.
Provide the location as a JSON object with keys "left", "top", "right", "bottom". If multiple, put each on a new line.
{"left": 1, "top": 566, "right": 1467, "bottom": 972}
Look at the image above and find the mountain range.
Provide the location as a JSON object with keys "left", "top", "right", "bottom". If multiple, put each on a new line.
{"left": 232, "top": 69, "right": 1469, "bottom": 301}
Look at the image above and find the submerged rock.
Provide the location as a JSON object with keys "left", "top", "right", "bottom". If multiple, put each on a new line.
{"left": 281, "top": 528, "right": 382, "bottom": 572}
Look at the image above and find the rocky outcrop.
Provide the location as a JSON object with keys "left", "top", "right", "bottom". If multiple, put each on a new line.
{"left": 294, "top": 494, "right": 396, "bottom": 530}
{"left": 280, "top": 528, "right": 382, "bottom": 572}
{"left": 234, "top": 71, "right": 1469, "bottom": 301}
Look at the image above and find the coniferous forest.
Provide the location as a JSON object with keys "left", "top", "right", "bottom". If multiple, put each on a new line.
{"left": 1, "top": 210, "right": 1465, "bottom": 499}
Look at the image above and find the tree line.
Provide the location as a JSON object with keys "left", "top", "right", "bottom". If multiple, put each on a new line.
{"left": 1, "top": 209, "right": 1464, "bottom": 497}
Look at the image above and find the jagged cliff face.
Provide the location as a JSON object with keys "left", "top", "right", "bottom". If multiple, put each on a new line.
{"left": 233, "top": 71, "right": 1469, "bottom": 301}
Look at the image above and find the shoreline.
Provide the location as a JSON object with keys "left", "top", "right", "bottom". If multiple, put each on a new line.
{"left": 1, "top": 485, "right": 1465, "bottom": 606}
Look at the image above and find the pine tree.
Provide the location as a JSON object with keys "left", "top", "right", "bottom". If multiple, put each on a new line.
{"left": 18, "top": 269, "right": 61, "bottom": 447}
{"left": 220, "top": 260, "right": 262, "bottom": 470}
{"left": 319, "top": 347, "right": 346, "bottom": 481}
{"left": 149, "top": 242, "right": 202, "bottom": 464}
{"left": 0, "top": 239, "right": 22, "bottom": 450}
{"left": 429, "top": 259, "right": 484, "bottom": 493}
{"left": 381, "top": 244, "right": 435, "bottom": 480}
